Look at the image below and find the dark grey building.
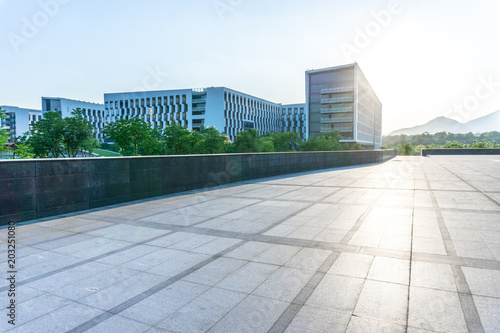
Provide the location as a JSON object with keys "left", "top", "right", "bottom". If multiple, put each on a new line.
{"left": 306, "top": 63, "right": 382, "bottom": 149}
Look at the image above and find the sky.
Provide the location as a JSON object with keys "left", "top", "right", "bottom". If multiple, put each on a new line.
{"left": 0, "top": 0, "right": 499, "bottom": 134}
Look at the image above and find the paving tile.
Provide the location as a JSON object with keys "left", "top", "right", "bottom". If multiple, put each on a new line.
{"left": 410, "top": 261, "right": 456, "bottom": 291}
{"left": 121, "top": 280, "right": 209, "bottom": 325}
{"left": 285, "top": 306, "right": 351, "bottom": 333}
{"left": 216, "top": 262, "right": 279, "bottom": 293}
{"left": 158, "top": 287, "right": 247, "bottom": 332}
{"left": 453, "top": 240, "right": 496, "bottom": 260}
{"left": 473, "top": 295, "right": 500, "bottom": 333}
{"left": 284, "top": 248, "right": 332, "bottom": 271}
{"left": 378, "top": 235, "right": 411, "bottom": 252}
{"left": 253, "top": 266, "right": 315, "bottom": 302}
{"left": 15, "top": 286, "right": 45, "bottom": 303}
{"left": 25, "top": 261, "right": 111, "bottom": 292}
{"left": 53, "top": 266, "right": 141, "bottom": 301}
{"left": 15, "top": 255, "right": 84, "bottom": 281}
{"left": 462, "top": 267, "right": 500, "bottom": 298}
{"left": 13, "top": 250, "right": 66, "bottom": 269}
{"left": 408, "top": 286, "right": 467, "bottom": 332}
{"left": 190, "top": 237, "right": 242, "bottom": 255}
{"left": 253, "top": 244, "right": 302, "bottom": 266}
{"left": 353, "top": 280, "right": 408, "bottom": 325}
{"left": 182, "top": 257, "right": 247, "bottom": 286}
{"left": 14, "top": 293, "right": 73, "bottom": 326}
{"left": 8, "top": 302, "right": 103, "bottom": 333}
{"left": 313, "top": 228, "right": 347, "bottom": 243}
{"left": 71, "top": 239, "right": 134, "bottom": 259}
{"left": 85, "top": 315, "right": 151, "bottom": 333}
{"left": 79, "top": 272, "right": 166, "bottom": 311}
{"left": 223, "top": 241, "right": 274, "bottom": 261}
{"left": 122, "top": 248, "right": 187, "bottom": 271}
{"left": 306, "top": 274, "right": 364, "bottom": 312}
{"left": 207, "top": 295, "right": 289, "bottom": 333}
{"left": 367, "top": 256, "right": 409, "bottom": 285}
{"left": 412, "top": 237, "right": 447, "bottom": 255}
{"left": 327, "top": 252, "right": 374, "bottom": 278}
{"left": 168, "top": 235, "right": 218, "bottom": 251}
{"left": 348, "top": 231, "right": 382, "bottom": 247}
{"left": 95, "top": 245, "right": 159, "bottom": 265}
{"left": 287, "top": 226, "right": 323, "bottom": 240}
{"left": 145, "top": 232, "right": 195, "bottom": 248}
{"left": 146, "top": 252, "right": 211, "bottom": 277}
{"left": 346, "top": 316, "right": 406, "bottom": 333}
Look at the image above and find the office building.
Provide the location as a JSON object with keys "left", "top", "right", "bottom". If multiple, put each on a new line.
{"left": 104, "top": 87, "right": 289, "bottom": 142}
{"left": 42, "top": 97, "right": 106, "bottom": 141}
{"left": 306, "top": 63, "right": 382, "bottom": 148}
{"left": 281, "top": 104, "right": 308, "bottom": 139}
{"left": 0, "top": 106, "right": 42, "bottom": 142}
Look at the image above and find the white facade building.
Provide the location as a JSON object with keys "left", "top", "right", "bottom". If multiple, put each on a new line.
{"left": 280, "top": 103, "right": 307, "bottom": 139}
{"left": 0, "top": 106, "right": 42, "bottom": 142}
{"left": 42, "top": 97, "right": 106, "bottom": 142}
{"left": 104, "top": 87, "right": 293, "bottom": 142}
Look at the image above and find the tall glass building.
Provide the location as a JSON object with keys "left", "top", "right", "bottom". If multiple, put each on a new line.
{"left": 306, "top": 63, "right": 382, "bottom": 149}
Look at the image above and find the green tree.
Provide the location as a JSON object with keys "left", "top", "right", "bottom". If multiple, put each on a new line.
{"left": 12, "top": 143, "right": 34, "bottom": 159}
{"left": 10, "top": 135, "right": 34, "bottom": 159}
{"left": 103, "top": 117, "right": 150, "bottom": 156}
{"left": 193, "top": 126, "right": 228, "bottom": 154}
{"left": 351, "top": 143, "right": 365, "bottom": 150}
{"left": 163, "top": 123, "right": 196, "bottom": 155}
{"left": 0, "top": 108, "right": 10, "bottom": 153}
{"left": 139, "top": 127, "right": 164, "bottom": 156}
{"left": 61, "top": 109, "right": 98, "bottom": 157}
{"left": 255, "top": 136, "right": 275, "bottom": 152}
{"left": 28, "top": 110, "right": 98, "bottom": 158}
{"left": 27, "top": 111, "right": 65, "bottom": 158}
{"left": 233, "top": 129, "right": 259, "bottom": 153}
{"left": 444, "top": 141, "right": 463, "bottom": 148}
{"left": 299, "top": 131, "right": 344, "bottom": 151}
{"left": 270, "top": 131, "right": 301, "bottom": 152}
{"left": 472, "top": 141, "right": 491, "bottom": 148}
{"left": 414, "top": 145, "right": 425, "bottom": 155}
{"left": 400, "top": 144, "right": 415, "bottom": 155}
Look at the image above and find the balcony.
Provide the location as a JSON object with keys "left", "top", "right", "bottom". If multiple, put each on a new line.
{"left": 321, "top": 86, "right": 354, "bottom": 94}
{"left": 192, "top": 106, "right": 206, "bottom": 112}
{"left": 320, "top": 118, "right": 353, "bottom": 124}
{"left": 192, "top": 96, "right": 207, "bottom": 103}
{"left": 320, "top": 96, "right": 354, "bottom": 104}
{"left": 320, "top": 107, "right": 354, "bottom": 114}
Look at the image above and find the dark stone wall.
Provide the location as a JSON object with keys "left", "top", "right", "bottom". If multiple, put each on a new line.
{"left": 421, "top": 149, "right": 500, "bottom": 156}
{"left": 0, "top": 150, "right": 395, "bottom": 225}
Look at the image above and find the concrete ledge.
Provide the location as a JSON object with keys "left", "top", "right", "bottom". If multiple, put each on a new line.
{"left": 422, "top": 148, "right": 500, "bottom": 156}
{"left": 0, "top": 150, "right": 395, "bottom": 225}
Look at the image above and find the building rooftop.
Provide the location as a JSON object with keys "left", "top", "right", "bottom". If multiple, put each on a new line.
{"left": 1, "top": 155, "right": 499, "bottom": 332}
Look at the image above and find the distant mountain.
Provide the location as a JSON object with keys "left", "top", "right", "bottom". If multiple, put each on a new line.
{"left": 465, "top": 111, "right": 500, "bottom": 133}
{"left": 389, "top": 110, "right": 500, "bottom": 136}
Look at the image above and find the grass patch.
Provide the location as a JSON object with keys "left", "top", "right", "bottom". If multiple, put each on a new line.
{"left": 94, "top": 148, "right": 121, "bottom": 157}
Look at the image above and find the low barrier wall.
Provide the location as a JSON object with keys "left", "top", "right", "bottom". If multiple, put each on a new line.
{"left": 422, "top": 148, "right": 500, "bottom": 156}
{"left": 0, "top": 150, "right": 395, "bottom": 225}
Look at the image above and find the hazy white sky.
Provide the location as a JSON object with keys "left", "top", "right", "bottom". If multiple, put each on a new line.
{"left": 1, "top": 0, "right": 499, "bottom": 133}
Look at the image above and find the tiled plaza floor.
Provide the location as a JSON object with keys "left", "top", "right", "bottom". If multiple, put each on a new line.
{"left": 1, "top": 155, "right": 499, "bottom": 332}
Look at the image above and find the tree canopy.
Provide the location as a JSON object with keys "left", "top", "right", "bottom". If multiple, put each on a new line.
{"left": 0, "top": 108, "right": 10, "bottom": 153}
{"left": 27, "top": 109, "right": 97, "bottom": 158}
{"left": 299, "top": 130, "right": 345, "bottom": 151}
{"left": 382, "top": 131, "right": 500, "bottom": 155}
{"left": 103, "top": 117, "right": 150, "bottom": 156}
